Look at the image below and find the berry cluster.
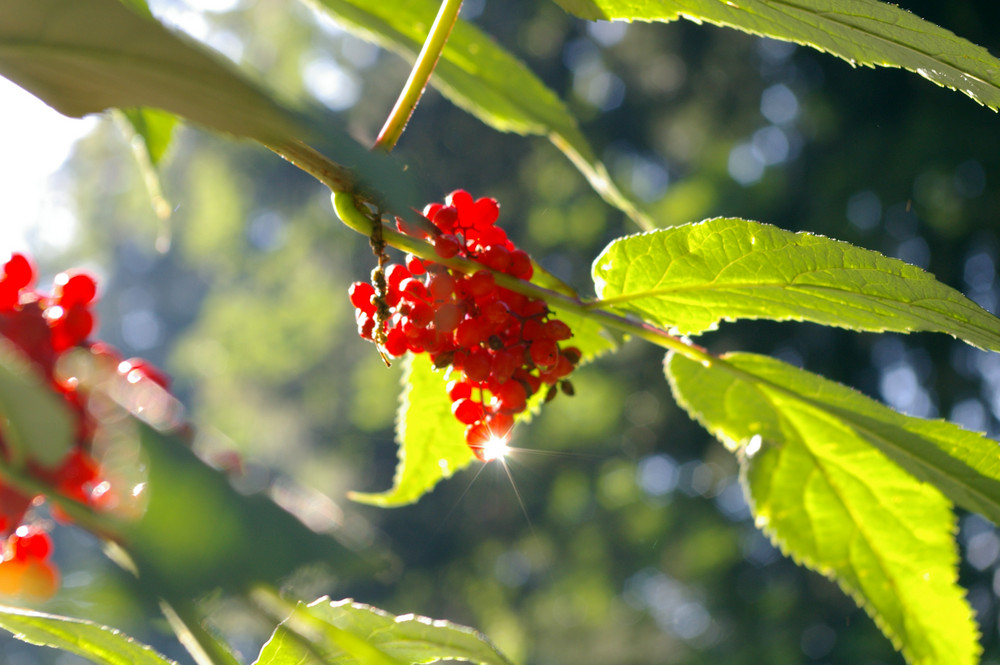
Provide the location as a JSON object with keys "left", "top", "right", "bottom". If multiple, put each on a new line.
{"left": 0, "top": 252, "right": 166, "bottom": 600}
{"left": 349, "top": 191, "right": 578, "bottom": 460}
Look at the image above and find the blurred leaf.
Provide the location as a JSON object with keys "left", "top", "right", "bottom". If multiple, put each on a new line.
{"left": 117, "top": 0, "right": 152, "bottom": 16}
{"left": 305, "top": 0, "right": 652, "bottom": 229}
{"left": 0, "top": 604, "right": 177, "bottom": 665}
{"left": 255, "top": 597, "right": 515, "bottom": 665}
{"left": 349, "top": 353, "right": 472, "bottom": 507}
{"left": 0, "top": 0, "right": 420, "bottom": 214}
{"left": 0, "top": 337, "right": 73, "bottom": 468}
{"left": 118, "top": 108, "right": 177, "bottom": 166}
{"left": 115, "top": 424, "right": 379, "bottom": 599}
{"left": 667, "top": 351, "right": 982, "bottom": 665}
{"left": 552, "top": 0, "right": 1000, "bottom": 111}
{"left": 0, "top": 0, "right": 299, "bottom": 140}
{"left": 592, "top": 218, "right": 1000, "bottom": 350}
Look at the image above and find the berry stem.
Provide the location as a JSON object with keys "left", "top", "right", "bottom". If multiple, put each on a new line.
{"left": 331, "top": 192, "right": 716, "bottom": 366}
{"left": 373, "top": 0, "right": 465, "bottom": 153}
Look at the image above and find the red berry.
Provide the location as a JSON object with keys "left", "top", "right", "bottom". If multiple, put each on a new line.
{"left": 455, "top": 318, "right": 489, "bottom": 348}
{"left": 466, "top": 270, "right": 495, "bottom": 298}
{"left": 494, "top": 380, "right": 527, "bottom": 413}
{"left": 452, "top": 398, "right": 483, "bottom": 425}
{"left": 471, "top": 198, "right": 500, "bottom": 229}
{"left": 432, "top": 206, "right": 459, "bottom": 233}
{"left": 3, "top": 253, "right": 35, "bottom": 290}
{"left": 54, "top": 272, "right": 98, "bottom": 307}
{"left": 463, "top": 349, "right": 491, "bottom": 382}
{"left": 434, "top": 304, "right": 463, "bottom": 333}
{"left": 434, "top": 234, "right": 461, "bottom": 259}
{"left": 399, "top": 278, "right": 430, "bottom": 301}
{"left": 480, "top": 245, "right": 511, "bottom": 272}
{"left": 10, "top": 526, "right": 52, "bottom": 562}
{"left": 509, "top": 250, "right": 533, "bottom": 279}
{"left": 383, "top": 328, "right": 409, "bottom": 357}
{"left": 385, "top": 264, "right": 411, "bottom": 291}
{"left": 543, "top": 319, "right": 572, "bottom": 341}
{"left": 447, "top": 379, "right": 473, "bottom": 401}
{"left": 349, "top": 282, "right": 376, "bottom": 314}
{"left": 405, "top": 254, "right": 426, "bottom": 276}
{"left": 530, "top": 339, "right": 560, "bottom": 368}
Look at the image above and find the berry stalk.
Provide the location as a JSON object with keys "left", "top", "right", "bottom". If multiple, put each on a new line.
{"left": 332, "top": 191, "right": 713, "bottom": 364}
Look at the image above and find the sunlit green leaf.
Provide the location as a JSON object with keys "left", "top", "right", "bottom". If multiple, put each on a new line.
{"left": 592, "top": 218, "right": 1000, "bottom": 350}
{"left": 667, "top": 351, "right": 983, "bottom": 665}
{"left": 349, "top": 353, "right": 473, "bottom": 507}
{"left": 551, "top": 0, "right": 1000, "bottom": 111}
{"left": 0, "top": 338, "right": 74, "bottom": 468}
{"left": 304, "top": 0, "right": 652, "bottom": 229}
{"left": 0, "top": 605, "right": 177, "bottom": 665}
{"left": 349, "top": 296, "right": 618, "bottom": 507}
{"left": 254, "top": 597, "right": 514, "bottom": 665}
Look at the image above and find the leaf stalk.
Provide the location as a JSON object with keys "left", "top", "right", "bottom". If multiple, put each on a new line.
{"left": 373, "top": 0, "right": 464, "bottom": 152}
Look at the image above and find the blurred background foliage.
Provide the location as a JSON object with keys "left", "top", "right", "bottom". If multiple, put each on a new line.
{"left": 5, "top": 0, "right": 1000, "bottom": 663}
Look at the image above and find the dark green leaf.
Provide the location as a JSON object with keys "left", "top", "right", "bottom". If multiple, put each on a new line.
{"left": 254, "top": 597, "right": 514, "bottom": 665}
{"left": 592, "top": 218, "right": 1000, "bottom": 350}
{"left": 0, "top": 605, "right": 177, "bottom": 665}
{"left": 551, "top": 0, "right": 1000, "bottom": 111}
{"left": 114, "top": 424, "right": 381, "bottom": 599}
{"left": 305, "top": 0, "right": 652, "bottom": 229}
{"left": 667, "top": 351, "right": 984, "bottom": 665}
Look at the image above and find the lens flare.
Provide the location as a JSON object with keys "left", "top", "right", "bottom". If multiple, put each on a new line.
{"left": 479, "top": 435, "right": 510, "bottom": 462}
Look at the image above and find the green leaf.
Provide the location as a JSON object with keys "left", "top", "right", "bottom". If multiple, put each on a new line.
{"left": 113, "top": 424, "right": 381, "bottom": 599}
{"left": 0, "top": 0, "right": 299, "bottom": 140}
{"left": 666, "top": 351, "right": 982, "bottom": 665}
{"left": 551, "top": 0, "right": 1000, "bottom": 111}
{"left": 592, "top": 218, "right": 1000, "bottom": 350}
{"left": 0, "top": 0, "right": 420, "bottom": 214}
{"left": 254, "top": 597, "right": 515, "bottom": 665}
{"left": 0, "top": 337, "right": 74, "bottom": 468}
{"left": 349, "top": 297, "right": 618, "bottom": 507}
{"left": 0, "top": 605, "right": 177, "bottom": 665}
{"left": 305, "top": 0, "right": 652, "bottom": 229}
{"left": 349, "top": 353, "right": 473, "bottom": 507}
{"left": 118, "top": 108, "right": 177, "bottom": 166}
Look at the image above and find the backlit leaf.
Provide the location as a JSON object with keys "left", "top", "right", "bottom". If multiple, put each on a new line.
{"left": 592, "top": 218, "right": 1000, "bottom": 350}
{"left": 305, "top": 0, "right": 652, "bottom": 229}
{"left": 667, "top": 351, "right": 986, "bottom": 665}
{"left": 348, "top": 353, "right": 473, "bottom": 507}
{"left": 551, "top": 0, "right": 1000, "bottom": 111}
{"left": 0, "top": 605, "right": 177, "bottom": 665}
{"left": 254, "top": 597, "right": 514, "bottom": 665}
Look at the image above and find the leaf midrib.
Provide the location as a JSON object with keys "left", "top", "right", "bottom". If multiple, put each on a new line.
{"left": 703, "top": 0, "right": 998, "bottom": 101}
{"left": 728, "top": 357, "right": 1000, "bottom": 522}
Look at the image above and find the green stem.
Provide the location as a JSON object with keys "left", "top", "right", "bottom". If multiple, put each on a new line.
{"left": 331, "top": 192, "right": 716, "bottom": 365}
{"left": 373, "top": 0, "right": 464, "bottom": 152}
{"left": 160, "top": 599, "right": 242, "bottom": 665}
